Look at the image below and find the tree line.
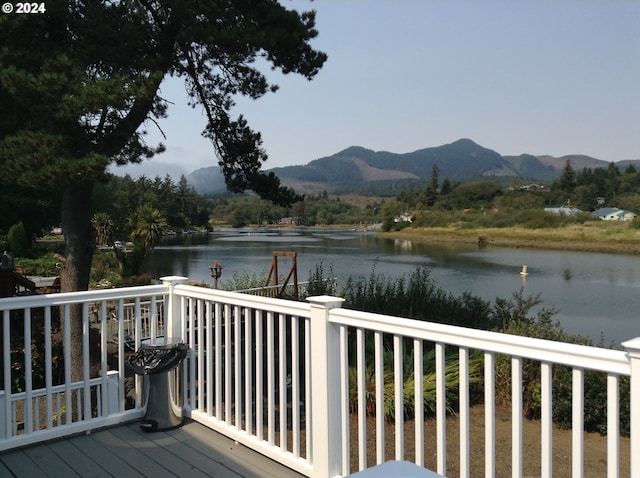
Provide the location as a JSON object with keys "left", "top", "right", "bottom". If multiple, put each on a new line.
{"left": 379, "top": 161, "right": 640, "bottom": 231}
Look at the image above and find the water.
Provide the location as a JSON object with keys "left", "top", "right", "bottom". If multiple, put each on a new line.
{"left": 144, "top": 228, "right": 640, "bottom": 344}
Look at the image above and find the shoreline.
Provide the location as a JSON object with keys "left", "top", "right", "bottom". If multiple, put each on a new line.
{"left": 379, "top": 225, "right": 640, "bottom": 255}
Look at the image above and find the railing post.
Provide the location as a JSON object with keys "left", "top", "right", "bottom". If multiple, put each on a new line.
{"left": 161, "top": 276, "right": 188, "bottom": 342}
{"left": 0, "top": 390, "right": 5, "bottom": 440}
{"left": 106, "top": 370, "right": 120, "bottom": 415}
{"left": 307, "top": 295, "right": 345, "bottom": 478}
{"left": 623, "top": 337, "right": 640, "bottom": 477}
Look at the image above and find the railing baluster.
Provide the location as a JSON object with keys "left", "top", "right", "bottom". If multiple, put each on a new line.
{"left": 278, "top": 312, "right": 286, "bottom": 450}
{"left": 24, "top": 308, "right": 32, "bottom": 434}
{"left": 290, "top": 314, "right": 300, "bottom": 456}
{"left": 63, "top": 304, "right": 72, "bottom": 426}
{"left": 435, "top": 342, "right": 446, "bottom": 475}
{"left": 459, "top": 346, "right": 470, "bottom": 478}
{"left": 45, "top": 306, "right": 53, "bottom": 430}
{"left": 356, "top": 327, "right": 366, "bottom": 471}
{"left": 512, "top": 356, "right": 523, "bottom": 478}
{"left": 572, "top": 368, "right": 584, "bottom": 478}
{"left": 3, "top": 310, "right": 11, "bottom": 440}
{"left": 206, "top": 300, "right": 213, "bottom": 417}
{"left": 134, "top": 298, "right": 143, "bottom": 409}
{"left": 484, "top": 351, "right": 496, "bottom": 478}
{"left": 150, "top": 296, "right": 158, "bottom": 340}
{"left": 374, "top": 330, "right": 384, "bottom": 465}
{"left": 117, "top": 300, "right": 126, "bottom": 412}
{"left": 215, "top": 301, "right": 222, "bottom": 419}
{"left": 82, "top": 302, "right": 91, "bottom": 421}
{"left": 267, "top": 311, "right": 275, "bottom": 445}
{"left": 198, "top": 299, "right": 205, "bottom": 413}
{"left": 99, "top": 301, "right": 108, "bottom": 418}
{"left": 394, "top": 334, "right": 403, "bottom": 460}
{"left": 414, "top": 338, "right": 424, "bottom": 467}
{"left": 339, "top": 323, "right": 350, "bottom": 475}
{"left": 607, "top": 373, "right": 620, "bottom": 478}
{"left": 541, "top": 362, "right": 553, "bottom": 477}
{"left": 235, "top": 305, "right": 242, "bottom": 430}
{"left": 255, "top": 309, "right": 263, "bottom": 440}
{"left": 225, "top": 303, "right": 232, "bottom": 423}
{"left": 188, "top": 298, "right": 196, "bottom": 411}
{"left": 244, "top": 306, "right": 253, "bottom": 433}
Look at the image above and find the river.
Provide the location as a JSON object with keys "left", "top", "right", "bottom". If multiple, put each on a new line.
{"left": 143, "top": 227, "right": 640, "bottom": 345}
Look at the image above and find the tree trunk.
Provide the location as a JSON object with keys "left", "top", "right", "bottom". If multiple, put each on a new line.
{"left": 60, "top": 182, "right": 94, "bottom": 382}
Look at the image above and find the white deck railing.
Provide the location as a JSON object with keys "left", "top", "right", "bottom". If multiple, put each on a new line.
{"left": 1, "top": 276, "right": 639, "bottom": 478}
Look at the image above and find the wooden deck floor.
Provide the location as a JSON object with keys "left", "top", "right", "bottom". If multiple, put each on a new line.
{"left": 0, "top": 420, "right": 306, "bottom": 478}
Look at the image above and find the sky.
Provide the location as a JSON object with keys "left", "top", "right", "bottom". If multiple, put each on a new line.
{"left": 110, "top": 0, "right": 640, "bottom": 179}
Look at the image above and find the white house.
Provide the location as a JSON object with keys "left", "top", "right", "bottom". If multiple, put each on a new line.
{"left": 591, "top": 207, "right": 637, "bottom": 221}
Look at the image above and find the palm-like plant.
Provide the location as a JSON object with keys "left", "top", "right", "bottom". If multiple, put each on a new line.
{"left": 91, "top": 212, "right": 114, "bottom": 246}
{"left": 127, "top": 205, "right": 167, "bottom": 250}
{"left": 117, "top": 205, "right": 167, "bottom": 278}
{"left": 348, "top": 347, "right": 482, "bottom": 421}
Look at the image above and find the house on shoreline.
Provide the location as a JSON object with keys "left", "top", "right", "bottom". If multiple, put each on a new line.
{"left": 591, "top": 207, "right": 637, "bottom": 221}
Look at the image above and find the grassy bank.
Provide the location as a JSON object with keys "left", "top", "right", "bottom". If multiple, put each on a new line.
{"left": 381, "top": 222, "right": 640, "bottom": 254}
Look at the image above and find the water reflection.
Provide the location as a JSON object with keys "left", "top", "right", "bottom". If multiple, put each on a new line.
{"left": 145, "top": 228, "right": 640, "bottom": 344}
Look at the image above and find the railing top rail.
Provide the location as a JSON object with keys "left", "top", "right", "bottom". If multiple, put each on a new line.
{"left": 174, "top": 284, "right": 312, "bottom": 317}
{"left": 330, "top": 307, "right": 632, "bottom": 375}
{"left": 0, "top": 284, "right": 169, "bottom": 310}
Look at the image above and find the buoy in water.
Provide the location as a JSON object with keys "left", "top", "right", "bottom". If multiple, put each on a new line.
{"left": 520, "top": 265, "right": 528, "bottom": 276}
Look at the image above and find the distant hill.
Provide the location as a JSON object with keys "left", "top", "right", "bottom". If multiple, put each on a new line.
{"left": 186, "top": 166, "right": 227, "bottom": 196}
{"left": 187, "top": 139, "right": 639, "bottom": 196}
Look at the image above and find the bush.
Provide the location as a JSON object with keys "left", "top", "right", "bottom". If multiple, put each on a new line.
{"left": 8, "top": 222, "right": 30, "bottom": 258}
{"left": 14, "top": 253, "right": 61, "bottom": 276}
{"left": 306, "top": 262, "right": 337, "bottom": 297}
{"left": 221, "top": 269, "right": 270, "bottom": 291}
{"left": 491, "top": 289, "right": 629, "bottom": 436}
{"left": 341, "top": 265, "right": 492, "bottom": 329}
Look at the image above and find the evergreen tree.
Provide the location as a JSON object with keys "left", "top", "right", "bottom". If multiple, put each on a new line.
{"left": 0, "top": 1, "right": 325, "bottom": 381}
{"left": 559, "top": 159, "right": 577, "bottom": 193}
{"left": 422, "top": 164, "right": 440, "bottom": 207}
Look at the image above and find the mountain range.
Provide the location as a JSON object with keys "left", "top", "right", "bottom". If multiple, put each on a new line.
{"left": 186, "top": 139, "right": 639, "bottom": 196}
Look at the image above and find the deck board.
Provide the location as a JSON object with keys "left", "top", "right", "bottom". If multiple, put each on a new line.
{"left": 0, "top": 420, "right": 306, "bottom": 478}
{"left": 47, "top": 439, "right": 112, "bottom": 478}
{"left": 67, "top": 430, "right": 146, "bottom": 478}
{"left": 0, "top": 448, "right": 48, "bottom": 477}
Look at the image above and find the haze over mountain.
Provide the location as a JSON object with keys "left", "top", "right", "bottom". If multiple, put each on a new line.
{"left": 187, "top": 139, "right": 640, "bottom": 196}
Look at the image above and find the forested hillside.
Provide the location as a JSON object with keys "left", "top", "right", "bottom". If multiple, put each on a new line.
{"left": 187, "top": 139, "right": 639, "bottom": 196}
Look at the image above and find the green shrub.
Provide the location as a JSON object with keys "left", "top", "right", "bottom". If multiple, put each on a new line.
{"left": 306, "top": 262, "right": 337, "bottom": 297}
{"left": 8, "top": 222, "right": 30, "bottom": 258}
{"left": 221, "top": 269, "right": 270, "bottom": 291}
{"left": 14, "top": 253, "right": 61, "bottom": 276}
{"left": 341, "top": 265, "right": 492, "bottom": 329}
{"left": 491, "top": 289, "right": 629, "bottom": 436}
